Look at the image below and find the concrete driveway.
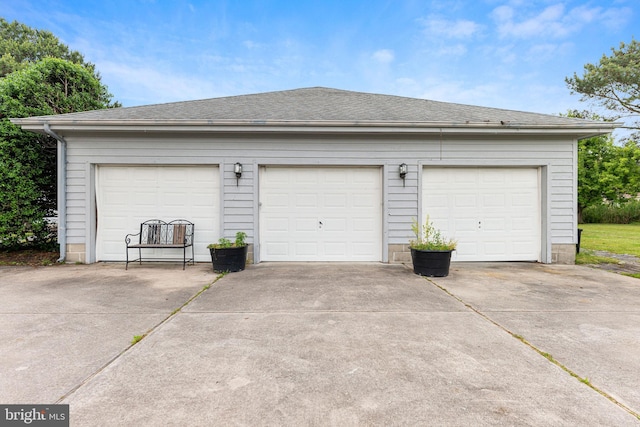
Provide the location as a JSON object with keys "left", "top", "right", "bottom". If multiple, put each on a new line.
{"left": 1, "top": 262, "right": 639, "bottom": 426}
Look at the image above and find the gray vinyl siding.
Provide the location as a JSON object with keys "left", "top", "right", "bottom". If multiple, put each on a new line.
{"left": 65, "top": 162, "right": 88, "bottom": 241}
{"left": 62, "top": 132, "right": 577, "bottom": 259}
{"left": 223, "top": 162, "right": 254, "bottom": 240}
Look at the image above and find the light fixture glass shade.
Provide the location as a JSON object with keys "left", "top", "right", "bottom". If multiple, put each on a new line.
{"left": 399, "top": 163, "right": 408, "bottom": 179}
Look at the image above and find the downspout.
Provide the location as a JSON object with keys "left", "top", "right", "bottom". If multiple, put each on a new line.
{"left": 43, "top": 124, "right": 67, "bottom": 263}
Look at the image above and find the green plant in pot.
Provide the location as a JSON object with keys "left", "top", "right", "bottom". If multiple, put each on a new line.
{"left": 409, "top": 216, "right": 457, "bottom": 277}
{"left": 207, "top": 231, "right": 248, "bottom": 273}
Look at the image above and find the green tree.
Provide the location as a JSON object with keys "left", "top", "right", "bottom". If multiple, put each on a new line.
{"left": 0, "top": 58, "right": 117, "bottom": 249}
{"left": 603, "top": 139, "right": 640, "bottom": 200}
{"left": 567, "top": 110, "right": 640, "bottom": 221}
{"left": 577, "top": 134, "right": 640, "bottom": 222}
{"left": 0, "top": 18, "right": 92, "bottom": 77}
{"left": 566, "top": 39, "right": 639, "bottom": 130}
{"left": 577, "top": 133, "right": 615, "bottom": 218}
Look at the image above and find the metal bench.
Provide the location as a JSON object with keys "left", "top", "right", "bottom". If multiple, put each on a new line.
{"left": 125, "top": 219, "right": 194, "bottom": 270}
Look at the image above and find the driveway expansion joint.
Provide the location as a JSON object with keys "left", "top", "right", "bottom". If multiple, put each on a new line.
{"left": 426, "top": 277, "right": 640, "bottom": 421}
{"left": 54, "top": 274, "right": 223, "bottom": 403}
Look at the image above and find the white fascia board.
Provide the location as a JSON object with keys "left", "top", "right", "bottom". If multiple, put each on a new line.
{"left": 11, "top": 118, "right": 620, "bottom": 138}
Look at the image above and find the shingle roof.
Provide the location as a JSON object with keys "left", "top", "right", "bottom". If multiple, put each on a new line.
{"left": 13, "top": 87, "right": 616, "bottom": 130}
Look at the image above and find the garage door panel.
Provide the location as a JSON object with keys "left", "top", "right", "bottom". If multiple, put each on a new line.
{"left": 424, "top": 171, "right": 448, "bottom": 185}
{"left": 513, "top": 240, "right": 538, "bottom": 255}
{"left": 424, "top": 194, "right": 448, "bottom": 208}
{"left": 353, "top": 193, "right": 377, "bottom": 208}
{"left": 484, "top": 241, "right": 507, "bottom": 255}
{"left": 295, "top": 218, "right": 317, "bottom": 232}
{"left": 323, "top": 218, "right": 347, "bottom": 233}
{"left": 163, "top": 194, "right": 188, "bottom": 207}
{"left": 482, "top": 171, "right": 506, "bottom": 183}
{"left": 353, "top": 217, "right": 375, "bottom": 232}
{"left": 353, "top": 242, "right": 376, "bottom": 256}
{"left": 483, "top": 193, "right": 505, "bottom": 207}
{"left": 325, "top": 242, "right": 347, "bottom": 256}
{"left": 513, "top": 193, "right": 536, "bottom": 207}
{"left": 266, "top": 193, "right": 289, "bottom": 208}
{"left": 325, "top": 193, "right": 347, "bottom": 208}
{"left": 326, "top": 171, "right": 348, "bottom": 184}
{"left": 452, "top": 169, "right": 476, "bottom": 183}
{"left": 458, "top": 241, "right": 478, "bottom": 257}
{"left": 295, "top": 242, "right": 318, "bottom": 256}
{"left": 132, "top": 192, "right": 157, "bottom": 207}
{"left": 296, "top": 193, "right": 318, "bottom": 208}
{"left": 104, "top": 191, "right": 131, "bottom": 205}
{"left": 265, "top": 242, "right": 288, "bottom": 256}
{"left": 102, "top": 242, "right": 124, "bottom": 257}
{"left": 423, "top": 167, "right": 540, "bottom": 262}
{"left": 97, "top": 166, "right": 219, "bottom": 262}
{"left": 454, "top": 194, "right": 477, "bottom": 208}
{"left": 513, "top": 217, "right": 535, "bottom": 231}
{"left": 162, "top": 168, "right": 187, "bottom": 181}
{"left": 483, "top": 218, "right": 506, "bottom": 232}
{"left": 260, "top": 167, "right": 381, "bottom": 262}
{"left": 454, "top": 218, "right": 477, "bottom": 233}
{"left": 512, "top": 172, "right": 535, "bottom": 184}
{"left": 297, "top": 170, "right": 319, "bottom": 184}
{"left": 132, "top": 169, "right": 156, "bottom": 182}
{"left": 266, "top": 217, "right": 289, "bottom": 232}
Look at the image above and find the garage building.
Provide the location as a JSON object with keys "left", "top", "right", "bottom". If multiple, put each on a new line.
{"left": 12, "top": 87, "right": 616, "bottom": 265}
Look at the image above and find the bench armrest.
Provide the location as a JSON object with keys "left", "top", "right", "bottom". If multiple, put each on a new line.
{"left": 125, "top": 232, "right": 141, "bottom": 246}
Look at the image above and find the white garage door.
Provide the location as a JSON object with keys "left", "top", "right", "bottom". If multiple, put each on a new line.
{"left": 422, "top": 167, "right": 540, "bottom": 262}
{"left": 260, "top": 167, "right": 382, "bottom": 261}
{"left": 96, "top": 166, "right": 219, "bottom": 262}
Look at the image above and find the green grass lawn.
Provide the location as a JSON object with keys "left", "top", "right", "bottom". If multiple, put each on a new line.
{"left": 579, "top": 223, "right": 640, "bottom": 256}
{"left": 575, "top": 250, "right": 620, "bottom": 265}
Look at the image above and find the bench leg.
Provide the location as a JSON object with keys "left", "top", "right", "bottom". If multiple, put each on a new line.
{"left": 183, "top": 246, "right": 186, "bottom": 270}
{"left": 126, "top": 247, "right": 129, "bottom": 270}
{"left": 138, "top": 248, "right": 142, "bottom": 265}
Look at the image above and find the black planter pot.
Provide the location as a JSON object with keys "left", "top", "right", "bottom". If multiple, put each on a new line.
{"left": 410, "top": 248, "right": 453, "bottom": 277}
{"left": 210, "top": 246, "right": 247, "bottom": 273}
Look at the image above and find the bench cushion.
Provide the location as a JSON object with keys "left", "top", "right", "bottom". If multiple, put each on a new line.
{"left": 173, "top": 224, "right": 187, "bottom": 244}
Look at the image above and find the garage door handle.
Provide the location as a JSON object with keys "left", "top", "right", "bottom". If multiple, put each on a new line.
{"left": 319, "top": 221, "right": 323, "bottom": 229}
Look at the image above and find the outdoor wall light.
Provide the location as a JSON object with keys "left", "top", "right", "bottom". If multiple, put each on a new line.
{"left": 399, "top": 163, "right": 408, "bottom": 187}
{"left": 234, "top": 162, "right": 242, "bottom": 186}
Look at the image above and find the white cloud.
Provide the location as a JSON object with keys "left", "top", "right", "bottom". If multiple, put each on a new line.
{"left": 482, "top": 43, "right": 518, "bottom": 64}
{"left": 419, "top": 79, "right": 506, "bottom": 107}
{"left": 372, "top": 49, "right": 394, "bottom": 64}
{"left": 417, "top": 76, "right": 574, "bottom": 115}
{"left": 243, "top": 40, "right": 263, "bottom": 49}
{"left": 396, "top": 77, "right": 418, "bottom": 87}
{"left": 527, "top": 42, "right": 573, "bottom": 61}
{"left": 600, "top": 7, "right": 634, "bottom": 30}
{"left": 420, "top": 16, "right": 482, "bottom": 39}
{"left": 427, "top": 0, "right": 467, "bottom": 13}
{"left": 437, "top": 43, "right": 467, "bottom": 57}
{"left": 96, "top": 60, "right": 221, "bottom": 105}
{"left": 567, "top": 4, "right": 599, "bottom": 23}
{"left": 491, "top": 3, "right": 602, "bottom": 39}
{"left": 355, "top": 52, "right": 575, "bottom": 113}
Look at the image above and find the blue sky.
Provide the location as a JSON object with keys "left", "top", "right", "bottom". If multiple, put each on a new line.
{"left": 2, "top": 0, "right": 638, "bottom": 120}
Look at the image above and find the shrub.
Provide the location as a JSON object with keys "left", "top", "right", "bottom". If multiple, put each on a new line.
{"left": 409, "top": 216, "right": 457, "bottom": 251}
{"left": 208, "top": 231, "right": 247, "bottom": 249}
{"left": 234, "top": 231, "right": 247, "bottom": 247}
{"left": 582, "top": 201, "right": 640, "bottom": 224}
